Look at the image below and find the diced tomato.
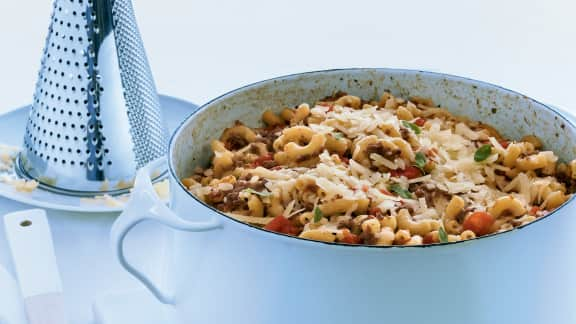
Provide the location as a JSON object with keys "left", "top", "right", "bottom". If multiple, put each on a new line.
{"left": 264, "top": 215, "right": 299, "bottom": 235}
{"left": 479, "top": 139, "right": 509, "bottom": 149}
{"left": 423, "top": 232, "right": 437, "bottom": 244}
{"left": 391, "top": 167, "right": 420, "bottom": 179}
{"left": 263, "top": 215, "right": 288, "bottom": 232}
{"left": 462, "top": 211, "right": 494, "bottom": 236}
{"left": 253, "top": 153, "right": 274, "bottom": 167}
{"left": 369, "top": 207, "right": 383, "bottom": 217}
{"left": 392, "top": 166, "right": 421, "bottom": 179}
{"left": 529, "top": 206, "right": 540, "bottom": 216}
{"left": 362, "top": 185, "right": 369, "bottom": 192}
{"left": 403, "top": 166, "right": 422, "bottom": 179}
{"left": 414, "top": 118, "right": 426, "bottom": 127}
{"left": 379, "top": 189, "right": 392, "bottom": 196}
{"left": 340, "top": 229, "right": 361, "bottom": 244}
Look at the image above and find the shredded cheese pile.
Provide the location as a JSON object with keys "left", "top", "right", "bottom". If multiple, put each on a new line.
{"left": 0, "top": 144, "right": 39, "bottom": 193}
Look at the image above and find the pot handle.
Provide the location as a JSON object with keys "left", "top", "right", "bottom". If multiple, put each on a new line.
{"left": 110, "top": 158, "right": 221, "bottom": 304}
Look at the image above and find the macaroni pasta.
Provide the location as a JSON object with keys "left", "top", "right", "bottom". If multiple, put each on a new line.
{"left": 182, "top": 92, "right": 575, "bottom": 245}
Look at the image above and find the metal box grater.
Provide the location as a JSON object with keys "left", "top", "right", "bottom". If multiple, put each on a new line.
{"left": 16, "top": 0, "right": 168, "bottom": 196}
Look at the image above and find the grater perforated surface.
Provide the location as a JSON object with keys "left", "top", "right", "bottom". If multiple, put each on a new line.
{"left": 17, "top": 0, "right": 167, "bottom": 196}
{"left": 111, "top": 0, "right": 167, "bottom": 168}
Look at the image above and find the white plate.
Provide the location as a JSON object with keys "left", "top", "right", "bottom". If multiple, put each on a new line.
{"left": 0, "top": 266, "right": 26, "bottom": 324}
{"left": 0, "top": 95, "right": 198, "bottom": 213}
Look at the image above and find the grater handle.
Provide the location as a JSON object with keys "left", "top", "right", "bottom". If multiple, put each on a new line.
{"left": 110, "top": 158, "right": 221, "bottom": 304}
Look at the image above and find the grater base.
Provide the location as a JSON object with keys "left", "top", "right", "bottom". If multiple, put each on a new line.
{"left": 0, "top": 95, "right": 198, "bottom": 213}
{"left": 14, "top": 156, "right": 167, "bottom": 198}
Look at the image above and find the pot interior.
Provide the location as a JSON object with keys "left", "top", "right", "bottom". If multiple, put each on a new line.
{"left": 170, "top": 69, "right": 576, "bottom": 180}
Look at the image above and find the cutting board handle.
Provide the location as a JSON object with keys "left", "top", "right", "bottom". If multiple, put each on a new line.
{"left": 4, "top": 209, "right": 68, "bottom": 324}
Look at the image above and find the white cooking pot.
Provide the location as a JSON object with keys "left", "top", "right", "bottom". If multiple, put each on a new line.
{"left": 111, "top": 69, "right": 576, "bottom": 324}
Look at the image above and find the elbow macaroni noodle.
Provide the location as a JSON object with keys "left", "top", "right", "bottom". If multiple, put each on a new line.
{"left": 182, "top": 92, "right": 575, "bottom": 246}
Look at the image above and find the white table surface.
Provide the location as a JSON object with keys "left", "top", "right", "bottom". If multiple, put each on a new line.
{"left": 0, "top": 0, "right": 575, "bottom": 323}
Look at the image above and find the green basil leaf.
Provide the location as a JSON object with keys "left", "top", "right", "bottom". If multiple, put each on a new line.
{"left": 438, "top": 226, "right": 449, "bottom": 243}
{"left": 402, "top": 121, "right": 421, "bottom": 135}
{"left": 389, "top": 183, "right": 413, "bottom": 199}
{"left": 243, "top": 188, "right": 272, "bottom": 197}
{"left": 474, "top": 144, "right": 492, "bottom": 162}
{"left": 414, "top": 152, "right": 427, "bottom": 171}
{"left": 313, "top": 206, "right": 323, "bottom": 223}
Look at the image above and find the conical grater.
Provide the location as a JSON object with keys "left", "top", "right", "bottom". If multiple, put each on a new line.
{"left": 16, "top": 0, "right": 168, "bottom": 196}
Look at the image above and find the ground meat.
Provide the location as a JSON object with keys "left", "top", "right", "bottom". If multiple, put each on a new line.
{"left": 300, "top": 201, "right": 315, "bottom": 211}
{"left": 411, "top": 183, "right": 447, "bottom": 208}
{"left": 247, "top": 179, "right": 266, "bottom": 191}
{"left": 233, "top": 152, "right": 257, "bottom": 168}
{"left": 239, "top": 173, "right": 253, "bottom": 181}
{"left": 296, "top": 150, "right": 323, "bottom": 163}
{"left": 226, "top": 135, "right": 249, "bottom": 151}
{"left": 321, "top": 91, "right": 348, "bottom": 102}
{"left": 400, "top": 127, "right": 411, "bottom": 141}
{"left": 337, "top": 218, "right": 353, "bottom": 229}
{"left": 358, "top": 230, "right": 376, "bottom": 245}
{"left": 413, "top": 186, "right": 433, "bottom": 206}
{"left": 248, "top": 144, "right": 261, "bottom": 155}
{"left": 456, "top": 208, "right": 473, "bottom": 223}
{"left": 494, "top": 169, "right": 506, "bottom": 176}
{"left": 366, "top": 143, "right": 381, "bottom": 154}
{"left": 556, "top": 172, "right": 576, "bottom": 192}
{"left": 262, "top": 160, "right": 278, "bottom": 169}
{"left": 255, "top": 127, "right": 281, "bottom": 151}
{"left": 568, "top": 181, "right": 576, "bottom": 195}
{"left": 217, "top": 193, "right": 245, "bottom": 212}
{"left": 534, "top": 169, "right": 547, "bottom": 177}
{"left": 366, "top": 143, "right": 401, "bottom": 160}
{"left": 207, "top": 190, "right": 225, "bottom": 204}
{"left": 214, "top": 179, "right": 267, "bottom": 212}
{"left": 296, "top": 154, "right": 314, "bottom": 162}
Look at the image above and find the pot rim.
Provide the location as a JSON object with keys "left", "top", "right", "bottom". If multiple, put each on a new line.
{"left": 168, "top": 67, "right": 576, "bottom": 249}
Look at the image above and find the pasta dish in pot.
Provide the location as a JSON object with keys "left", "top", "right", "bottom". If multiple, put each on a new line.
{"left": 181, "top": 92, "right": 575, "bottom": 245}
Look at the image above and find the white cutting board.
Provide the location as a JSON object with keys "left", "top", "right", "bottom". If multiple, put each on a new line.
{"left": 0, "top": 265, "right": 26, "bottom": 324}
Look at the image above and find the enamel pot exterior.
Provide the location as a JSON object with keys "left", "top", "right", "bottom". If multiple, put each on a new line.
{"left": 115, "top": 69, "right": 576, "bottom": 324}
